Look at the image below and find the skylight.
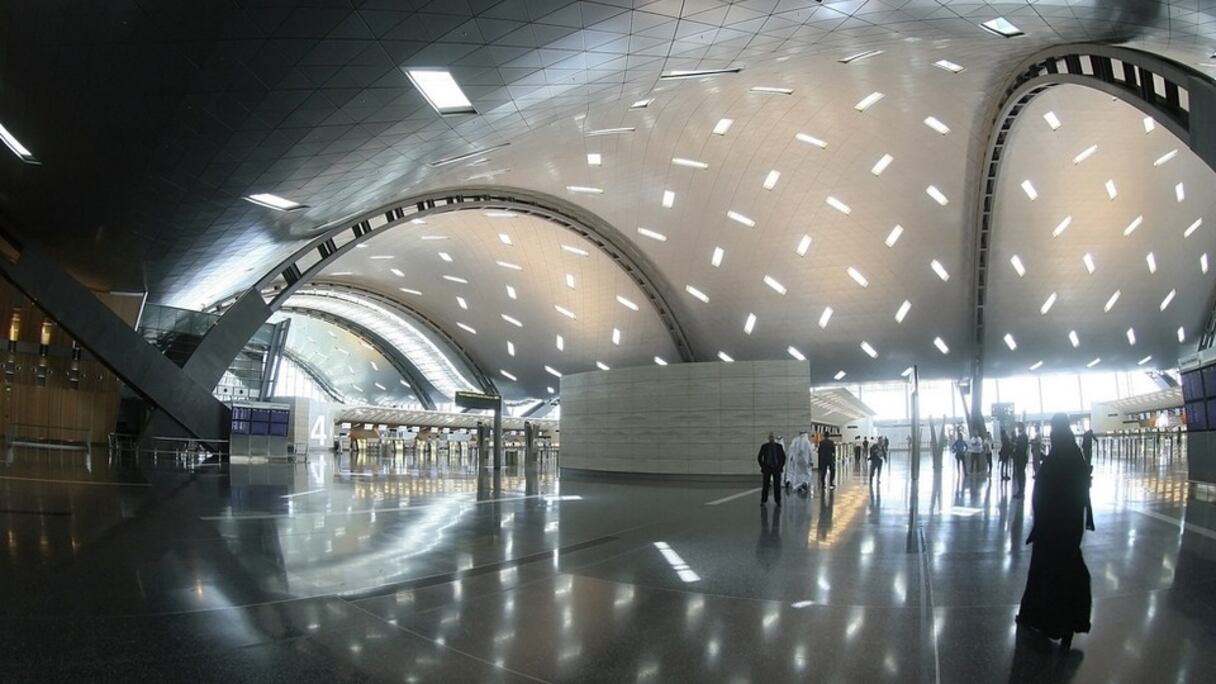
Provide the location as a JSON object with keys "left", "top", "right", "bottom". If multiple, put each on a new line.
{"left": 1138, "top": 355, "right": 1153, "bottom": 365}
{"left": 924, "top": 117, "right": 951, "bottom": 135}
{"left": 545, "top": 365, "right": 563, "bottom": 378}
{"left": 637, "top": 227, "right": 667, "bottom": 241}
{"left": 895, "top": 300, "right": 911, "bottom": 323}
{"left": 245, "top": 193, "right": 305, "bottom": 211}
{"left": 871, "top": 154, "right": 894, "bottom": 175}
{"left": 555, "top": 334, "right": 564, "bottom": 351}
{"left": 1104, "top": 290, "right": 1121, "bottom": 313}
{"left": 1105, "top": 179, "right": 1118, "bottom": 200}
{"left": 420, "top": 235, "right": 447, "bottom": 240}
{"left": 1041, "top": 292, "right": 1057, "bottom": 315}
{"left": 1186, "top": 218, "right": 1203, "bottom": 237}
{"left": 796, "top": 234, "right": 813, "bottom": 256}
{"left": 507, "top": 341, "right": 515, "bottom": 356}
{"left": 561, "top": 244, "right": 588, "bottom": 257}
{"left": 554, "top": 305, "right": 576, "bottom": 319}
{"left": 400, "top": 288, "right": 422, "bottom": 296}
{"left": 505, "top": 285, "right": 517, "bottom": 299}
{"left": 1146, "top": 252, "right": 1156, "bottom": 273}
{"left": 1153, "top": 149, "right": 1178, "bottom": 167}
{"left": 1203, "top": 254, "right": 1209, "bottom": 274}
{"left": 456, "top": 295, "right": 468, "bottom": 309}
{"left": 819, "top": 307, "right": 833, "bottom": 329}
{"left": 834, "top": 371, "right": 847, "bottom": 381}
{"left": 727, "top": 210, "right": 755, "bottom": 227}
{"left": 457, "top": 322, "right": 477, "bottom": 335}
{"left": 390, "top": 268, "right": 405, "bottom": 278}
{"left": 860, "top": 341, "right": 879, "bottom": 358}
{"left": 405, "top": 69, "right": 476, "bottom": 115}
{"left": 0, "top": 122, "right": 36, "bottom": 163}
{"left": 1021, "top": 180, "right": 1038, "bottom": 200}
{"left": 1043, "top": 111, "right": 1062, "bottom": 130}
{"left": 840, "top": 49, "right": 884, "bottom": 64}
{"left": 672, "top": 157, "right": 708, "bottom": 170}
{"left": 630, "top": 98, "right": 654, "bottom": 109}
{"left": 1144, "top": 117, "right": 1156, "bottom": 134}
{"left": 1176, "top": 183, "right": 1186, "bottom": 203}
{"left": 854, "top": 92, "right": 885, "bottom": 111}
{"left": 1003, "top": 333, "right": 1017, "bottom": 351}
{"left": 1069, "top": 330, "right": 1080, "bottom": 347}
{"left": 933, "top": 337, "right": 949, "bottom": 354}
{"left": 1086, "top": 358, "right": 1101, "bottom": 368}
{"left": 1178, "top": 326, "right": 1186, "bottom": 343}
{"left": 713, "top": 118, "right": 734, "bottom": 135}
{"left": 1010, "top": 255, "right": 1026, "bottom": 277}
{"left": 744, "top": 313, "right": 757, "bottom": 335}
{"left": 438, "top": 252, "right": 453, "bottom": 262}
{"left": 1052, "top": 216, "right": 1072, "bottom": 238}
{"left": 717, "top": 351, "right": 735, "bottom": 362}
{"left": 596, "top": 362, "right": 611, "bottom": 371}
{"left": 933, "top": 59, "right": 966, "bottom": 73}
{"left": 587, "top": 153, "right": 602, "bottom": 166}
{"left": 565, "top": 273, "right": 576, "bottom": 289}
{"left": 612, "top": 328, "right": 621, "bottom": 345}
{"left": 1123, "top": 216, "right": 1143, "bottom": 236}
{"left": 885, "top": 225, "right": 903, "bottom": 247}
{"left": 500, "top": 370, "right": 518, "bottom": 381}
{"left": 787, "top": 347, "right": 805, "bottom": 361}
{"left": 1082, "top": 253, "right": 1095, "bottom": 274}
{"left": 763, "top": 170, "right": 781, "bottom": 190}
{"left": 685, "top": 285, "right": 709, "bottom": 303}
{"left": 1073, "top": 145, "right": 1097, "bottom": 165}
{"left": 930, "top": 260, "right": 950, "bottom": 281}
{"left": 711, "top": 247, "right": 725, "bottom": 267}
{"left": 495, "top": 261, "right": 522, "bottom": 271}
{"left": 617, "top": 295, "right": 639, "bottom": 311}
{"left": 926, "top": 186, "right": 949, "bottom": 206}
{"left": 1029, "top": 361, "right": 1044, "bottom": 371}
{"left": 654, "top": 357, "right": 668, "bottom": 366}
{"left": 443, "top": 275, "right": 469, "bottom": 283}
{"left": 369, "top": 255, "right": 394, "bottom": 260}
{"left": 586, "top": 127, "right": 635, "bottom": 137}
{"left": 764, "top": 276, "right": 787, "bottom": 295}
{"left": 567, "top": 185, "right": 604, "bottom": 194}
{"left": 1160, "top": 289, "right": 1176, "bottom": 311}
{"left": 846, "top": 267, "right": 869, "bottom": 288}
{"left": 826, "top": 196, "right": 852, "bottom": 215}
{"left": 796, "top": 133, "right": 828, "bottom": 148}
{"left": 662, "top": 190, "right": 675, "bottom": 208}
{"left": 660, "top": 67, "right": 742, "bottom": 80}
{"left": 484, "top": 211, "right": 517, "bottom": 218}
{"left": 1127, "top": 328, "right": 1136, "bottom": 345}
{"left": 501, "top": 314, "right": 522, "bottom": 327}
{"left": 750, "top": 86, "right": 793, "bottom": 95}
{"left": 980, "top": 17, "right": 1024, "bottom": 37}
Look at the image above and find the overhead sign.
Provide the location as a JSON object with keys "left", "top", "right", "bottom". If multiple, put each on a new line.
{"left": 455, "top": 391, "right": 502, "bottom": 410}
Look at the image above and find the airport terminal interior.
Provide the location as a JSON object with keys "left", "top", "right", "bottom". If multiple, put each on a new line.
{"left": 4, "top": 1, "right": 1216, "bottom": 682}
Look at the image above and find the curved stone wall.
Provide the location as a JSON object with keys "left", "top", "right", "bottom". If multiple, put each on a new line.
{"left": 559, "top": 360, "right": 812, "bottom": 477}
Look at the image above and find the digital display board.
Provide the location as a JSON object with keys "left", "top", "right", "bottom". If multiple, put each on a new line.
{"left": 1182, "top": 370, "right": 1204, "bottom": 402}
{"left": 1203, "top": 366, "right": 1216, "bottom": 399}
{"left": 231, "top": 406, "right": 290, "bottom": 437}
{"left": 1188, "top": 401, "right": 1209, "bottom": 431}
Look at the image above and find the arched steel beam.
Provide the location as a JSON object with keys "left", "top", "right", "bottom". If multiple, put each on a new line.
{"left": 277, "top": 305, "right": 439, "bottom": 410}
{"left": 967, "top": 43, "right": 1216, "bottom": 426}
{"left": 289, "top": 280, "right": 500, "bottom": 396}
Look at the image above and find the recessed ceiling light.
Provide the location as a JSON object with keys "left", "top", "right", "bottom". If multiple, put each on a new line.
{"left": 1104, "top": 290, "right": 1121, "bottom": 312}
{"left": 1029, "top": 361, "right": 1043, "bottom": 371}
{"left": 1203, "top": 253, "right": 1210, "bottom": 274}
{"left": 1068, "top": 330, "right": 1080, "bottom": 347}
{"left": 1041, "top": 292, "right": 1057, "bottom": 315}
{"left": 1123, "top": 216, "right": 1143, "bottom": 236}
{"left": 933, "top": 59, "right": 965, "bottom": 73}
{"left": 1161, "top": 289, "right": 1176, "bottom": 311}
{"left": 1178, "top": 326, "right": 1186, "bottom": 342}
{"left": 390, "top": 268, "right": 405, "bottom": 277}
{"left": 369, "top": 255, "right": 394, "bottom": 261}
{"left": 726, "top": 210, "right": 755, "bottom": 228}
{"left": 744, "top": 313, "right": 757, "bottom": 334}
{"left": 1051, "top": 216, "right": 1072, "bottom": 238}
{"left": 871, "top": 154, "right": 894, "bottom": 175}
{"left": 750, "top": 86, "right": 793, "bottom": 94}
{"left": 840, "top": 49, "right": 884, "bottom": 64}
{"left": 443, "top": 275, "right": 469, "bottom": 283}
{"left": 617, "top": 295, "right": 639, "bottom": 311}
{"left": 796, "top": 133, "right": 828, "bottom": 148}
{"left": 501, "top": 314, "right": 522, "bottom": 327}
{"left": 500, "top": 369, "right": 518, "bottom": 381}
{"left": 596, "top": 361, "right": 611, "bottom": 372}
{"left": 1186, "top": 218, "right": 1203, "bottom": 237}
{"left": 763, "top": 170, "right": 781, "bottom": 190}
{"left": 1144, "top": 117, "right": 1156, "bottom": 134}
{"left": 330, "top": 271, "right": 354, "bottom": 276}
{"left": 1176, "top": 182, "right": 1186, "bottom": 203}
{"left": 560, "top": 244, "right": 588, "bottom": 257}
{"left": 565, "top": 273, "right": 576, "bottom": 289}
{"left": 1146, "top": 252, "right": 1157, "bottom": 274}
{"left": 507, "top": 341, "right": 515, "bottom": 356}
{"left": 826, "top": 196, "right": 852, "bottom": 215}
{"left": 1020, "top": 180, "right": 1038, "bottom": 200}
{"left": 245, "top": 193, "right": 305, "bottom": 211}
{"left": 712, "top": 118, "right": 734, "bottom": 135}
{"left": 544, "top": 365, "right": 563, "bottom": 378}
{"left": 884, "top": 225, "right": 903, "bottom": 247}
{"left": 400, "top": 288, "right": 422, "bottom": 296}
{"left": 554, "top": 305, "right": 576, "bottom": 319}
{"left": 1138, "top": 355, "right": 1153, "bottom": 365}
{"left": 630, "top": 98, "right": 654, "bottom": 109}
{"left": 1010, "top": 255, "right": 1026, "bottom": 277}
{"left": 834, "top": 370, "right": 847, "bottom": 381}
{"left": 612, "top": 328, "right": 621, "bottom": 346}
{"left": 495, "top": 260, "right": 522, "bottom": 271}
{"left": 660, "top": 67, "right": 742, "bottom": 80}
{"left": 819, "top": 307, "right": 833, "bottom": 329}
{"left": 457, "top": 322, "right": 477, "bottom": 335}
{"left": 420, "top": 235, "right": 448, "bottom": 240}
{"left": 711, "top": 246, "right": 725, "bottom": 267}
{"left": 924, "top": 117, "right": 951, "bottom": 135}
{"left": 1043, "top": 111, "right": 1062, "bottom": 130}
{"left": 672, "top": 157, "right": 708, "bottom": 169}
{"left": 0, "top": 122, "right": 37, "bottom": 164}
{"left": 456, "top": 295, "right": 468, "bottom": 309}
{"left": 661, "top": 190, "right": 675, "bottom": 209}
{"left": 685, "top": 285, "right": 709, "bottom": 303}
{"left": 555, "top": 334, "right": 564, "bottom": 351}
{"left": 1126, "top": 328, "right": 1136, "bottom": 345}
{"left": 1072, "top": 144, "right": 1098, "bottom": 165}
{"left": 796, "top": 234, "right": 813, "bottom": 256}
{"left": 764, "top": 275, "right": 787, "bottom": 295}
{"left": 1003, "top": 333, "right": 1017, "bottom": 350}
{"left": 926, "top": 186, "right": 949, "bottom": 206}
{"left": 787, "top": 346, "right": 805, "bottom": 361}
{"left": 895, "top": 300, "right": 911, "bottom": 323}
{"left": 547, "top": 386, "right": 555, "bottom": 394}
{"left": 1086, "top": 358, "right": 1101, "bottom": 368}
{"left": 587, "top": 153, "right": 602, "bottom": 166}
{"left": 567, "top": 185, "right": 604, "bottom": 194}
{"left": 405, "top": 69, "right": 476, "bottom": 115}
{"left": 438, "top": 252, "right": 453, "bottom": 262}
{"left": 484, "top": 211, "right": 517, "bottom": 218}
{"left": 846, "top": 267, "right": 869, "bottom": 288}
{"left": 718, "top": 351, "right": 735, "bottom": 362}
{"left": 933, "top": 337, "right": 949, "bottom": 354}
{"left": 1153, "top": 149, "right": 1178, "bottom": 167}
{"left": 1105, "top": 179, "right": 1118, "bottom": 200}
{"left": 1082, "top": 253, "right": 1095, "bottom": 274}
{"left": 980, "top": 17, "right": 1024, "bottom": 37}
{"left": 505, "top": 285, "right": 517, "bottom": 299}
{"left": 861, "top": 341, "right": 879, "bottom": 358}
{"left": 586, "top": 127, "right": 636, "bottom": 137}
{"left": 637, "top": 227, "right": 667, "bottom": 241}
{"left": 930, "top": 259, "right": 950, "bottom": 281}
{"left": 854, "top": 92, "right": 885, "bottom": 111}
{"left": 374, "top": 382, "right": 388, "bottom": 391}
{"left": 410, "top": 218, "right": 427, "bottom": 225}
{"left": 654, "top": 356, "right": 668, "bottom": 366}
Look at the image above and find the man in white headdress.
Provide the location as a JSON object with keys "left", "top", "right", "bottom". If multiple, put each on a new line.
{"left": 787, "top": 431, "right": 813, "bottom": 493}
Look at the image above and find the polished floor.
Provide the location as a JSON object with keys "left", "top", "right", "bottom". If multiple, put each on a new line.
{"left": 1, "top": 441, "right": 1212, "bottom": 683}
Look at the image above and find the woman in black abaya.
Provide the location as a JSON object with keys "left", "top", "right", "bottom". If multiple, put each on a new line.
{"left": 1016, "top": 413, "right": 1093, "bottom": 650}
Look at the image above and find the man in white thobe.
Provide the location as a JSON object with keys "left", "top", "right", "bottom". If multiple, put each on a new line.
{"left": 788, "top": 431, "right": 813, "bottom": 493}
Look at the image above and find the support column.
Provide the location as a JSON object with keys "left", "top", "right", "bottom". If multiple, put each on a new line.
{"left": 493, "top": 403, "right": 503, "bottom": 469}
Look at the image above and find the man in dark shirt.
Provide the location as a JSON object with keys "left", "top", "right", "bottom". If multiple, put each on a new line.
{"left": 818, "top": 433, "right": 837, "bottom": 490}
{"left": 757, "top": 433, "right": 786, "bottom": 507}
{"left": 1013, "top": 423, "right": 1030, "bottom": 499}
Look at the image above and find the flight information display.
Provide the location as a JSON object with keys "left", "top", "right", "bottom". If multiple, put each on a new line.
{"left": 1183, "top": 364, "right": 1216, "bottom": 432}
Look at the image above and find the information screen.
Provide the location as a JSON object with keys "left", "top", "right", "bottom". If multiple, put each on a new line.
{"left": 1203, "top": 366, "right": 1216, "bottom": 398}
{"left": 1187, "top": 401, "right": 1207, "bottom": 431}
{"left": 1183, "top": 370, "right": 1204, "bottom": 402}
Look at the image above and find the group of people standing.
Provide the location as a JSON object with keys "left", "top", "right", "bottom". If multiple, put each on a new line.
{"left": 758, "top": 431, "right": 889, "bottom": 506}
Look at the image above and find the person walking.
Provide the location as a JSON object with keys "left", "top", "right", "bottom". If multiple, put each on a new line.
{"left": 818, "top": 432, "right": 837, "bottom": 490}
{"left": 1082, "top": 428, "right": 1094, "bottom": 464}
{"left": 787, "top": 431, "right": 813, "bottom": 493}
{"left": 861, "top": 437, "right": 870, "bottom": 474}
{"left": 853, "top": 438, "right": 863, "bottom": 470}
{"left": 998, "top": 429, "right": 1012, "bottom": 481}
{"left": 982, "top": 432, "right": 994, "bottom": 474}
{"left": 1013, "top": 423, "right": 1030, "bottom": 498}
{"left": 758, "top": 433, "right": 786, "bottom": 507}
{"left": 1016, "top": 413, "right": 1093, "bottom": 650}
{"left": 951, "top": 431, "right": 968, "bottom": 475}
{"left": 868, "top": 438, "right": 885, "bottom": 485}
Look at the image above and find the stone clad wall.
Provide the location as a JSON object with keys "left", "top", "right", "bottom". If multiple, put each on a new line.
{"left": 559, "top": 360, "right": 811, "bottom": 476}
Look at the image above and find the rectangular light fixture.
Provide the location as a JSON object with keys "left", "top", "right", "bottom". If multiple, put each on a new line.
{"left": 826, "top": 196, "right": 852, "bottom": 215}
{"left": 1146, "top": 252, "right": 1157, "bottom": 273}
{"left": 1154, "top": 149, "right": 1178, "bottom": 167}
{"left": 586, "top": 127, "right": 635, "bottom": 137}
{"left": 726, "top": 210, "right": 755, "bottom": 227}
{"left": 1203, "top": 253, "right": 1210, "bottom": 274}
{"left": 1086, "top": 358, "right": 1101, "bottom": 368}
{"left": 672, "top": 157, "right": 708, "bottom": 169}
{"left": 427, "top": 142, "right": 509, "bottom": 167}
{"left": 596, "top": 361, "right": 611, "bottom": 372}
{"left": 744, "top": 313, "right": 757, "bottom": 334}
{"left": 861, "top": 341, "right": 879, "bottom": 358}
{"left": 1010, "top": 255, "right": 1026, "bottom": 277}
{"left": 1029, "top": 361, "right": 1044, "bottom": 371}
{"left": 500, "top": 370, "right": 518, "bottom": 381}
{"left": 933, "top": 337, "right": 949, "bottom": 354}
{"left": 1041, "top": 292, "right": 1057, "bottom": 315}
{"left": 505, "top": 285, "right": 517, "bottom": 299}
{"left": 565, "top": 273, "right": 576, "bottom": 289}
{"left": 1082, "top": 253, "right": 1095, "bottom": 274}
{"left": 884, "top": 225, "right": 903, "bottom": 247}
{"left": 1144, "top": 117, "right": 1156, "bottom": 134}
{"left": 796, "top": 133, "right": 828, "bottom": 148}
{"left": 1176, "top": 182, "right": 1186, "bottom": 202}
{"left": 420, "top": 235, "right": 448, "bottom": 240}
{"left": 1021, "top": 180, "right": 1038, "bottom": 200}
{"left": 245, "top": 193, "right": 305, "bottom": 211}
{"left": 713, "top": 118, "right": 734, "bottom": 135}
{"left": 654, "top": 356, "right": 668, "bottom": 366}
{"left": 1003, "top": 333, "right": 1017, "bottom": 350}
{"left": 561, "top": 244, "right": 588, "bottom": 256}
{"left": 926, "top": 185, "right": 949, "bottom": 206}
{"left": 545, "top": 365, "right": 563, "bottom": 378}
{"left": 750, "top": 86, "right": 792, "bottom": 94}
{"left": 933, "top": 59, "right": 965, "bottom": 74}
{"left": 456, "top": 296, "right": 468, "bottom": 310}
{"left": 1043, "top": 111, "right": 1062, "bottom": 130}
{"left": 764, "top": 275, "right": 787, "bottom": 295}
{"left": 630, "top": 98, "right": 654, "bottom": 109}
{"left": 871, "top": 154, "right": 894, "bottom": 175}
{"left": 924, "top": 117, "right": 951, "bottom": 135}
{"left": 617, "top": 295, "right": 639, "bottom": 311}
{"left": 484, "top": 211, "right": 517, "bottom": 218}
{"left": 660, "top": 67, "right": 742, "bottom": 80}
{"left": 1073, "top": 144, "right": 1098, "bottom": 165}
{"left": 555, "top": 334, "right": 564, "bottom": 351}
{"left": 1138, "top": 355, "right": 1152, "bottom": 366}
{"left": 587, "top": 153, "right": 602, "bottom": 166}
{"left": 390, "top": 268, "right": 405, "bottom": 278}
{"left": 930, "top": 259, "right": 950, "bottom": 281}
{"left": 443, "top": 275, "right": 469, "bottom": 283}
{"left": 1161, "top": 289, "right": 1176, "bottom": 311}
{"left": 495, "top": 260, "right": 522, "bottom": 271}
{"left": 717, "top": 351, "right": 735, "bottom": 363}
{"left": 1069, "top": 330, "right": 1080, "bottom": 347}
{"left": 846, "top": 266, "right": 869, "bottom": 288}
{"left": 819, "top": 307, "right": 833, "bottom": 329}
{"left": 369, "top": 254, "right": 394, "bottom": 260}
{"left": 834, "top": 370, "right": 847, "bottom": 381}
{"left": 711, "top": 246, "right": 725, "bottom": 267}
{"left": 1127, "top": 328, "right": 1136, "bottom": 345}
{"left": 457, "top": 322, "right": 477, "bottom": 334}
{"left": 662, "top": 190, "right": 675, "bottom": 208}
{"left": 507, "top": 341, "right": 516, "bottom": 356}
{"left": 796, "top": 234, "right": 813, "bottom": 256}
{"left": 854, "top": 92, "right": 885, "bottom": 111}
{"left": 980, "top": 17, "right": 1024, "bottom": 37}
{"left": 1105, "top": 179, "right": 1118, "bottom": 199}
{"left": 1178, "top": 326, "right": 1186, "bottom": 342}
{"left": 554, "top": 305, "right": 576, "bottom": 319}
{"left": 637, "top": 227, "right": 667, "bottom": 241}
{"left": 499, "top": 232, "right": 513, "bottom": 246}
{"left": 438, "top": 252, "right": 453, "bottom": 262}
{"left": 895, "top": 300, "right": 911, "bottom": 323}
{"left": 1123, "top": 216, "right": 1142, "bottom": 236}
{"left": 787, "top": 346, "right": 805, "bottom": 361}
{"left": 1052, "top": 216, "right": 1072, "bottom": 238}
{"left": 763, "top": 169, "right": 781, "bottom": 190}
{"left": 400, "top": 288, "right": 422, "bottom": 296}
{"left": 566, "top": 185, "right": 603, "bottom": 194}
{"left": 1186, "top": 218, "right": 1203, "bottom": 237}
{"left": 685, "top": 285, "right": 709, "bottom": 303}
{"left": 0, "top": 122, "right": 37, "bottom": 164}
{"left": 405, "top": 69, "right": 476, "bottom": 115}
{"left": 612, "top": 328, "right": 621, "bottom": 345}
{"left": 840, "top": 49, "right": 884, "bottom": 64}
